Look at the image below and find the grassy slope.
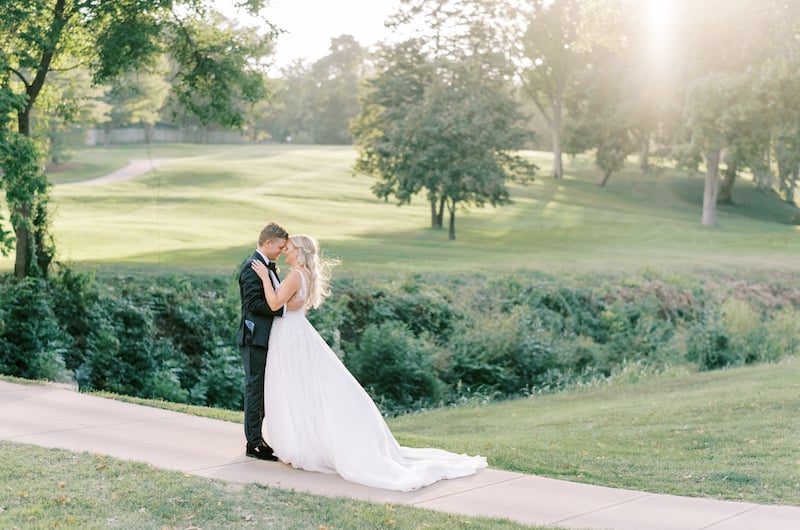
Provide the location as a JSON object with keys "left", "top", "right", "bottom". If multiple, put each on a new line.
{"left": 2, "top": 144, "right": 797, "bottom": 275}
{"left": 391, "top": 359, "right": 800, "bottom": 505}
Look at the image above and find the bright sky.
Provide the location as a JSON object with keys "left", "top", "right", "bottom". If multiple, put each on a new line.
{"left": 231, "top": 0, "right": 678, "bottom": 72}
{"left": 245, "top": 0, "right": 400, "bottom": 69}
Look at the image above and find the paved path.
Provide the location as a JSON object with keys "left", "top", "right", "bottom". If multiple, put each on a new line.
{"left": 2, "top": 380, "right": 798, "bottom": 529}
{"left": 72, "top": 158, "right": 167, "bottom": 185}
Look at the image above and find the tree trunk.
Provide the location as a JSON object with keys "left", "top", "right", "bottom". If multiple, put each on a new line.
{"left": 597, "top": 169, "right": 612, "bottom": 188}
{"left": 719, "top": 163, "right": 736, "bottom": 204}
{"left": 13, "top": 106, "right": 34, "bottom": 278}
{"left": 639, "top": 133, "right": 650, "bottom": 172}
{"left": 10, "top": 0, "right": 66, "bottom": 278}
{"left": 13, "top": 203, "right": 33, "bottom": 278}
{"left": 143, "top": 122, "right": 154, "bottom": 144}
{"left": 702, "top": 149, "right": 721, "bottom": 226}
{"left": 436, "top": 195, "right": 445, "bottom": 227}
{"left": 753, "top": 146, "right": 774, "bottom": 190}
{"left": 448, "top": 207, "right": 456, "bottom": 240}
{"left": 753, "top": 169, "right": 772, "bottom": 191}
{"left": 430, "top": 196, "right": 438, "bottom": 228}
{"left": 34, "top": 202, "right": 54, "bottom": 276}
{"left": 551, "top": 104, "right": 563, "bottom": 180}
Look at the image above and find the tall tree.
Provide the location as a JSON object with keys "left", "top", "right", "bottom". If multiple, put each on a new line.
{"left": 520, "top": 0, "right": 585, "bottom": 180}
{"left": 101, "top": 57, "right": 171, "bottom": 144}
{"left": 387, "top": 0, "right": 522, "bottom": 62}
{"left": 307, "top": 35, "right": 367, "bottom": 144}
{"left": 0, "top": 0, "right": 276, "bottom": 277}
{"left": 767, "top": 64, "right": 800, "bottom": 203}
{"left": 562, "top": 46, "right": 639, "bottom": 187}
{"left": 256, "top": 36, "right": 368, "bottom": 145}
{"left": 752, "top": 19, "right": 800, "bottom": 203}
{"left": 363, "top": 0, "right": 529, "bottom": 232}
{"left": 683, "top": 72, "right": 752, "bottom": 226}
{"left": 672, "top": 0, "right": 800, "bottom": 224}
{"left": 351, "top": 41, "right": 438, "bottom": 225}
{"left": 258, "top": 59, "right": 313, "bottom": 143}
{"left": 353, "top": 46, "right": 534, "bottom": 240}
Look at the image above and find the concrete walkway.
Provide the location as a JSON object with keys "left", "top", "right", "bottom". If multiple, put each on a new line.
{"left": 2, "top": 380, "right": 798, "bottom": 529}
{"left": 71, "top": 158, "right": 167, "bottom": 186}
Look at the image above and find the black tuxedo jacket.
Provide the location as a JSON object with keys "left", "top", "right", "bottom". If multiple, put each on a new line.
{"left": 237, "top": 252, "right": 284, "bottom": 348}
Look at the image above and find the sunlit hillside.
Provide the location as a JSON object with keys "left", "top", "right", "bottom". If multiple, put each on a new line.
{"left": 1, "top": 144, "right": 797, "bottom": 276}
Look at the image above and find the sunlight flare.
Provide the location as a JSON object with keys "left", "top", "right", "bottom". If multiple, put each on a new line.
{"left": 646, "top": 0, "right": 674, "bottom": 49}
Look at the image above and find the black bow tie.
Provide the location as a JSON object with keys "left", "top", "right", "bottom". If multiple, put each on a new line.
{"left": 267, "top": 261, "right": 277, "bottom": 272}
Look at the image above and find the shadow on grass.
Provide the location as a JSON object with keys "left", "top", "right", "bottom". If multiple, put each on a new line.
{"left": 669, "top": 177, "right": 800, "bottom": 225}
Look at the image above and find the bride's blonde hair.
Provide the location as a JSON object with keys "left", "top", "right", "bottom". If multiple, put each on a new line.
{"left": 291, "top": 234, "right": 339, "bottom": 309}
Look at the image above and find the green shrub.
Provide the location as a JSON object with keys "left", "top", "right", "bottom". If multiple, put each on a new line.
{"left": 308, "top": 292, "right": 352, "bottom": 357}
{"left": 48, "top": 267, "right": 100, "bottom": 372}
{"left": 190, "top": 345, "right": 243, "bottom": 410}
{"left": 120, "top": 275, "right": 239, "bottom": 390}
{"left": 444, "top": 307, "right": 559, "bottom": 395}
{"left": 767, "top": 307, "right": 800, "bottom": 358}
{"left": 2, "top": 268, "right": 798, "bottom": 414}
{"left": 686, "top": 309, "right": 738, "bottom": 370}
{"left": 720, "top": 298, "right": 783, "bottom": 364}
{"left": 0, "top": 276, "right": 71, "bottom": 382}
{"left": 331, "top": 276, "right": 459, "bottom": 351}
{"left": 80, "top": 297, "right": 161, "bottom": 396}
{"left": 537, "top": 286, "right": 602, "bottom": 338}
{"left": 143, "top": 348, "right": 191, "bottom": 403}
{"left": 347, "top": 320, "right": 445, "bottom": 415}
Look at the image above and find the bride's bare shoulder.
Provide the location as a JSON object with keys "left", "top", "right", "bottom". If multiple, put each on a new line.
{"left": 289, "top": 267, "right": 309, "bottom": 282}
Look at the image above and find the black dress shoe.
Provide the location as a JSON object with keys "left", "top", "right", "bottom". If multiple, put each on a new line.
{"left": 246, "top": 442, "right": 278, "bottom": 461}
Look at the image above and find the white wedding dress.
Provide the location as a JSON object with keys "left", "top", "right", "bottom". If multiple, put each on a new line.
{"left": 264, "top": 272, "right": 487, "bottom": 491}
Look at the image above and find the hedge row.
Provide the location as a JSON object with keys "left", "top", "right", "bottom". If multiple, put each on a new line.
{"left": 1, "top": 268, "right": 798, "bottom": 415}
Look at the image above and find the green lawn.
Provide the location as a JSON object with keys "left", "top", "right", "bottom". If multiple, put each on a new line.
{"left": 392, "top": 359, "right": 800, "bottom": 505}
{"left": 0, "top": 442, "right": 535, "bottom": 530}
{"left": 2, "top": 144, "right": 797, "bottom": 275}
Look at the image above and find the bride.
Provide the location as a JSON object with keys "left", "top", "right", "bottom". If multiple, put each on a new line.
{"left": 250, "top": 235, "right": 487, "bottom": 492}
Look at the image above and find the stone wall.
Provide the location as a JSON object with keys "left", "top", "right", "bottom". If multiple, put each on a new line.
{"left": 85, "top": 125, "right": 246, "bottom": 145}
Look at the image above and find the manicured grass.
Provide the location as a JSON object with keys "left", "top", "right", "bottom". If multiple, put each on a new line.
{"left": 391, "top": 359, "right": 800, "bottom": 506}
{"left": 0, "top": 441, "right": 536, "bottom": 530}
{"left": 1, "top": 144, "right": 797, "bottom": 275}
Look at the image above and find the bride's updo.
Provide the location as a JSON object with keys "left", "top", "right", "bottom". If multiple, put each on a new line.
{"left": 290, "top": 234, "right": 339, "bottom": 309}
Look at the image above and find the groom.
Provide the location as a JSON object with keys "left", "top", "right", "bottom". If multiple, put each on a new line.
{"left": 237, "top": 222, "right": 289, "bottom": 460}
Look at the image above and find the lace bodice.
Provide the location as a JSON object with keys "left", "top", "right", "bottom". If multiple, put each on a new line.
{"left": 283, "top": 268, "right": 308, "bottom": 314}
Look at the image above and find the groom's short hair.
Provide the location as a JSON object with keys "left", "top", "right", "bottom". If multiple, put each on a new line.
{"left": 259, "top": 222, "right": 289, "bottom": 245}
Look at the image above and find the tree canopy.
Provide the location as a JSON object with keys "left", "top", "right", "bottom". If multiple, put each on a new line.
{"left": 352, "top": 43, "right": 535, "bottom": 240}
{"left": 526, "top": 0, "right": 800, "bottom": 224}
{"left": 0, "top": 0, "right": 277, "bottom": 277}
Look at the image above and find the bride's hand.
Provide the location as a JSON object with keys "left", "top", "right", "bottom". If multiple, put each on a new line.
{"left": 250, "top": 260, "right": 270, "bottom": 282}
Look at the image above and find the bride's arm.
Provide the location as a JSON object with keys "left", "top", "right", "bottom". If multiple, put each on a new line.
{"left": 251, "top": 261, "right": 300, "bottom": 311}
